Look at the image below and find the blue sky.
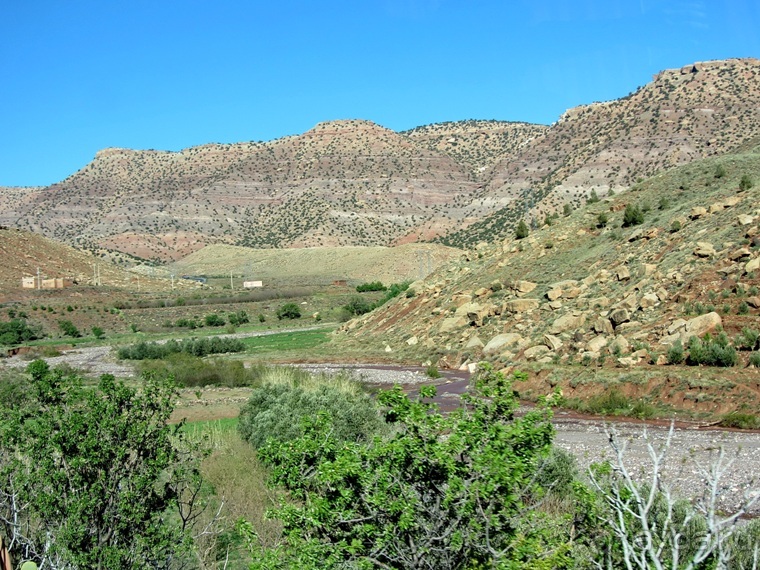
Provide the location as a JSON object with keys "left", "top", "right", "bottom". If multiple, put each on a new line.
{"left": 2, "top": 0, "right": 758, "bottom": 187}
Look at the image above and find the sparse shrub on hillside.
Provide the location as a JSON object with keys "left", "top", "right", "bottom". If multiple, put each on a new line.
{"left": 749, "top": 352, "right": 760, "bottom": 367}
{"left": 715, "top": 163, "right": 727, "bottom": 179}
{"left": 622, "top": 204, "right": 644, "bottom": 227}
{"left": 58, "top": 320, "right": 81, "bottom": 338}
{"left": 563, "top": 203, "right": 573, "bottom": 217}
{"left": 596, "top": 212, "right": 609, "bottom": 228}
{"left": 204, "top": 313, "right": 226, "bottom": 327}
{"left": 667, "top": 340, "right": 684, "bottom": 364}
{"left": 719, "top": 411, "right": 760, "bottom": 429}
{"left": 91, "top": 326, "right": 105, "bottom": 340}
{"left": 587, "top": 189, "right": 600, "bottom": 204}
{"left": 227, "top": 310, "right": 249, "bottom": 325}
{"left": 737, "top": 301, "right": 750, "bottom": 315}
{"left": 343, "top": 296, "right": 373, "bottom": 317}
{"left": 276, "top": 303, "right": 301, "bottom": 320}
{"left": 686, "top": 333, "right": 738, "bottom": 367}
{"left": 739, "top": 173, "right": 754, "bottom": 191}
{"left": 515, "top": 220, "right": 529, "bottom": 240}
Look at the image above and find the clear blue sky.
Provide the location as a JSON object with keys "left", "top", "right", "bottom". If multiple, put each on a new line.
{"left": 2, "top": 0, "right": 758, "bottom": 187}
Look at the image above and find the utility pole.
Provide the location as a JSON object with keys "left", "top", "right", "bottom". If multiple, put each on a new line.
{"left": 171, "top": 274, "right": 175, "bottom": 290}
{"left": 37, "top": 267, "right": 41, "bottom": 290}
{"left": 230, "top": 271, "right": 234, "bottom": 291}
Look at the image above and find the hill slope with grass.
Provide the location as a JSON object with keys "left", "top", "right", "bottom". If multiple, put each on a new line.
{"left": 339, "top": 145, "right": 760, "bottom": 418}
{"left": 169, "top": 242, "right": 463, "bottom": 286}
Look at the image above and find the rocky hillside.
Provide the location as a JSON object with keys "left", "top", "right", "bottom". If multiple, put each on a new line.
{"left": 2, "top": 58, "right": 759, "bottom": 260}
{"left": 338, "top": 145, "right": 760, "bottom": 415}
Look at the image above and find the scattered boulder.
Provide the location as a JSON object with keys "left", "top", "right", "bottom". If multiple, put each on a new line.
{"left": 690, "top": 206, "right": 708, "bottom": 219}
{"left": 465, "top": 336, "right": 484, "bottom": 349}
{"left": 609, "top": 308, "right": 631, "bottom": 327}
{"left": 693, "top": 242, "right": 716, "bottom": 258}
{"left": 639, "top": 293, "right": 659, "bottom": 308}
{"left": 737, "top": 214, "right": 755, "bottom": 226}
{"left": 504, "top": 299, "right": 540, "bottom": 313}
{"left": 514, "top": 280, "right": 537, "bottom": 294}
{"left": 483, "top": 333, "right": 522, "bottom": 355}
{"left": 593, "top": 318, "right": 614, "bottom": 335}
{"left": 439, "top": 316, "right": 467, "bottom": 333}
{"left": 616, "top": 266, "right": 631, "bottom": 281}
{"left": 524, "top": 345, "right": 550, "bottom": 360}
{"left": 746, "top": 257, "right": 760, "bottom": 274}
{"left": 609, "top": 336, "right": 630, "bottom": 355}
{"left": 681, "top": 312, "right": 722, "bottom": 341}
{"left": 546, "top": 288, "right": 563, "bottom": 301}
{"left": 406, "top": 336, "right": 419, "bottom": 346}
{"left": 549, "top": 313, "right": 586, "bottom": 334}
{"left": 587, "top": 335, "right": 608, "bottom": 353}
{"left": 543, "top": 334, "right": 563, "bottom": 351}
{"left": 746, "top": 296, "right": 760, "bottom": 309}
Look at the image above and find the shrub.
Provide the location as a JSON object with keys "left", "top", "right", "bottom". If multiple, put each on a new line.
{"left": 737, "top": 301, "right": 749, "bottom": 315}
{"left": 667, "top": 340, "right": 684, "bottom": 364}
{"left": 719, "top": 411, "right": 760, "bottom": 429}
{"left": 686, "top": 334, "right": 738, "bottom": 367}
{"left": 587, "top": 189, "right": 600, "bottom": 204}
{"left": 58, "top": 320, "right": 81, "bottom": 338}
{"left": 238, "top": 373, "right": 383, "bottom": 450}
{"left": 739, "top": 174, "right": 754, "bottom": 191}
{"left": 749, "top": 352, "right": 760, "bottom": 368}
{"left": 117, "top": 336, "right": 245, "bottom": 360}
{"left": 0, "top": 319, "right": 44, "bottom": 346}
{"left": 596, "top": 212, "right": 609, "bottom": 228}
{"left": 622, "top": 204, "right": 644, "bottom": 227}
{"left": 425, "top": 364, "right": 441, "bottom": 379}
{"left": 343, "top": 296, "right": 373, "bottom": 316}
{"left": 91, "top": 326, "right": 105, "bottom": 340}
{"left": 258, "top": 313, "right": 266, "bottom": 323}
{"left": 204, "top": 313, "right": 226, "bottom": 327}
{"left": 515, "top": 220, "right": 529, "bottom": 240}
{"left": 276, "top": 303, "right": 301, "bottom": 320}
{"left": 670, "top": 219, "right": 682, "bottom": 233}
{"left": 715, "top": 163, "right": 727, "bottom": 178}
{"left": 356, "top": 281, "right": 386, "bottom": 292}
{"left": 227, "top": 310, "right": 249, "bottom": 326}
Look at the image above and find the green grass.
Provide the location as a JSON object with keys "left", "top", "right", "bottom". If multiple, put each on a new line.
{"left": 241, "top": 328, "right": 332, "bottom": 352}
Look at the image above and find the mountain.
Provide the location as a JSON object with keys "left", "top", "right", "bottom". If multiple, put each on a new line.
{"left": 336, "top": 144, "right": 760, "bottom": 414}
{"left": 2, "top": 58, "right": 759, "bottom": 260}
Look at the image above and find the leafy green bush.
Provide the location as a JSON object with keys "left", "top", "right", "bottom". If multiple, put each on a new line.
{"left": 252, "top": 365, "right": 559, "bottom": 568}
{"left": 515, "top": 220, "right": 529, "bottom": 239}
{"left": 622, "top": 203, "right": 644, "bottom": 227}
{"left": 596, "top": 212, "right": 609, "bottom": 228}
{"left": 739, "top": 174, "right": 754, "bottom": 191}
{"left": 58, "top": 319, "right": 81, "bottom": 338}
{"left": 276, "top": 303, "right": 301, "bottom": 320}
{"left": 175, "top": 317, "right": 201, "bottom": 329}
{"left": 91, "top": 326, "right": 105, "bottom": 339}
{"left": 356, "top": 281, "right": 386, "bottom": 292}
{"left": 0, "top": 319, "right": 44, "bottom": 346}
{"left": 686, "top": 334, "right": 738, "bottom": 367}
{"left": 117, "top": 336, "right": 245, "bottom": 360}
{"left": 238, "top": 373, "right": 383, "bottom": 449}
{"left": 749, "top": 352, "right": 760, "bottom": 368}
{"left": 204, "top": 313, "right": 226, "bottom": 327}
{"left": 667, "top": 340, "right": 685, "bottom": 364}
{"left": 227, "top": 310, "right": 249, "bottom": 325}
{"left": 343, "top": 296, "right": 373, "bottom": 316}
{"left": 719, "top": 411, "right": 760, "bottom": 429}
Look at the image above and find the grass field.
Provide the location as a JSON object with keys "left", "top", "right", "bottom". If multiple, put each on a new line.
{"left": 241, "top": 328, "right": 332, "bottom": 353}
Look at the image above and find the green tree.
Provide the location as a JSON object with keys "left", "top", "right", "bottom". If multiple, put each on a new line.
{"left": 91, "top": 326, "right": 105, "bottom": 339}
{"left": 276, "top": 303, "right": 301, "bottom": 320}
{"left": 248, "top": 364, "right": 560, "bottom": 569}
{"left": 0, "top": 362, "right": 202, "bottom": 569}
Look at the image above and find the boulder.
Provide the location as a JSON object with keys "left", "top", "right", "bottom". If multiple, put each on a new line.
{"left": 546, "top": 288, "right": 563, "bottom": 301}
{"left": 439, "top": 316, "right": 467, "bottom": 333}
{"left": 694, "top": 242, "right": 716, "bottom": 257}
{"left": 587, "top": 335, "right": 608, "bottom": 353}
{"left": 616, "top": 266, "right": 631, "bottom": 281}
{"left": 747, "top": 296, "right": 760, "bottom": 309}
{"left": 609, "top": 336, "right": 630, "bottom": 355}
{"left": 593, "top": 318, "right": 614, "bottom": 335}
{"left": 483, "top": 333, "right": 523, "bottom": 355}
{"left": 563, "top": 287, "right": 583, "bottom": 299}
{"left": 504, "top": 298, "right": 540, "bottom": 313}
{"left": 543, "top": 334, "right": 563, "bottom": 351}
{"left": 406, "top": 336, "right": 419, "bottom": 346}
{"left": 746, "top": 257, "right": 760, "bottom": 274}
{"left": 737, "top": 214, "right": 755, "bottom": 225}
{"left": 681, "top": 312, "right": 722, "bottom": 341}
{"left": 465, "top": 336, "right": 484, "bottom": 349}
{"left": 524, "top": 345, "right": 550, "bottom": 360}
{"left": 639, "top": 293, "right": 659, "bottom": 308}
{"left": 609, "top": 308, "right": 631, "bottom": 327}
{"left": 549, "top": 313, "right": 586, "bottom": 334}
{"left": 667, "top": 318, "right": 687, "bottom": 335}
{"left": 690, "top": 206, "right": 708, "bottom": 219}
{"left": 514, "top": 280, "right": 537, "bottom": 294}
